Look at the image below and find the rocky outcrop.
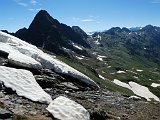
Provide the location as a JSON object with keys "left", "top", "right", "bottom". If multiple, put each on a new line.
{"left": 0, "top": 108, "right": 13, "bottom": 119}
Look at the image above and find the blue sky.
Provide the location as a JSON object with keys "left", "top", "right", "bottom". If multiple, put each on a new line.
{"left": 1, "top": 0, "right": 160, "bottom": 32}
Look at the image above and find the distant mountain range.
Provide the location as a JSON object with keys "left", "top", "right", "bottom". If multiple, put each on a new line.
{"left": 1, "top": 10, "right": 160, "bottom": 98}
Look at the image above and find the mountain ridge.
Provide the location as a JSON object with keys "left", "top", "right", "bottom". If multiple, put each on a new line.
{"left": 14, "top": 10, "right": 90, "bottom": 56}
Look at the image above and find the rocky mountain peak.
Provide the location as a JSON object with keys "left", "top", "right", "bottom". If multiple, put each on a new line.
{"left": 28, "top": 10, "right": 60, "bottom": 31}
{"left": 15, "top": 10, "right": 90, "bottom": 56}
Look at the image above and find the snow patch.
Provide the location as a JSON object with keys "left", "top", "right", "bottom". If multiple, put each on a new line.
{"left": 92, "top": 52, "right": 97, "bottom": 55}
{"left": 72, "top": 43, "right": 83, "bottom": 50}
{"left": 113, "top": 79, "right": 131, "bottom": 89}
{"left": 126, "top": 70, "right": 137, "bottom": 74}
{"left": 151, "top": 83, "right": 160, "bottom": 88}
{"left": 113, "top": 79, "right": 160, "bottom": 102}
{"left": 93, "top": 34, "right": 101, "bottom": 45}
{"left": 8, "top": 52, "right": 42, "bottom": 69}
{"left": 94, "top": 40, "right": 100, "bottom": 45}
{"left": 97, "top": 55, "right": 106, "bottom": 61}
{"left": 133, "top": 76, "right": 139, "bottom": 79}
{"left": 128, "top": 96, "right": 141, "bottom": 100}
{"left": 46, "top": 96, "right": 90, "bottom": 120}
{"left": 136, "top": 69, "right": 143, "bottom": 72}
{"left": 0, "top": 66, "right": 52, "bottom": 104}
{"left": 107, "top": 66, "right": 111, "bottom": 68}
{"left": 62, "top": 47, "right": 70, "bottom": 51}
{"left": 117, "top": 70, "right": 126, "bottom": 74}
{"left": 98, "top": 74, "right": 105, "bottom": 80}
{"left": 76, "top": 56, "right": 84, "bottom": 60}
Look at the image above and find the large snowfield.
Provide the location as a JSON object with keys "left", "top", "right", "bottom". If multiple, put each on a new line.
{"left": 113, "top": 79, "right": 160, "bottom": 101}
{"left": 0, "top": 31, "right": 99, "bottom": 88}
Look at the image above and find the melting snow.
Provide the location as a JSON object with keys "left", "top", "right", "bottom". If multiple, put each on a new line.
{"left": 92, "top": 52, "right": 97, "bottom": 55}
{"left": 133, "top": 76, "right": 139, "bottom": 79}
{"left": 46, "top": 96, "right": 90, "bottom": 120}
{"left": 76, "top": 55, "right": 85, "bottom": 60}
{"left": 94, "top": 40, "right": 100, "bottom": 45}
{"left": 113, "top": 79, "right": 160, "bottom": 102}
{"left": 8, "top": 52, "right": 42, "bottom": 69}
{"left": 136, "top": 69, "right": 143, "bottom": 72}
{"left": 73, "top": 45, "right": 83, "bottom": 50}
{"left": 113, "top": 79, "right": 131, "bottom": 89}
{"left": 93, "top": 34, "right": 101, "bottom": 45}
{"left": 117, "top": 70, "right": 126, "bottom": 73}
{"left": 62, "top": 47, "right": 70, "bottom": 51}
{"left": 128, "top": 96, "right": 141, "bottom": 100}
{"left": 151, "top": 83, "right": 160, "bottom": 88}
{"left": 0, "top": 31, "right": 99, "bottom": 88}
{"left": 0, "top": 66, "right": 52, "bottom": 104}
{"left": 72, "top": 43, "right": 83, "bottom": 50}
{"left": 98, "top": 74, "right": 105, "bottom": 80}
{"left": 97, "top": 55, "right": 106, "bottom": 61}
{"left": 126, "top": 70, "right": 137, "bottom": 74}
{"left": 107, "top": 66, "right": 111, "bottom": 68}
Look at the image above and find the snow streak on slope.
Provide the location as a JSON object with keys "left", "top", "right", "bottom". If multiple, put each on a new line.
{"left": 47, "top": 96, "right": 90, "bottom": 120}
{"left": 0, "top": 66, "right": 52, "bottom": 104}
{"left": 151, "top": 83, "right": 160, "bottom": 88}
{"left": 8, "top": 52, "right": 42, "bottom": 69}
{"left": 0, "top": 31, "right": 99, "bottom": 88}
{"left": 113, "top": 79, "right": 160, "bottom": 102}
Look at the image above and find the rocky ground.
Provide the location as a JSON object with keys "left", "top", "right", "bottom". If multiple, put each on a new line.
{"left": 0, "top": 56, "right": 160, "bottom": 120}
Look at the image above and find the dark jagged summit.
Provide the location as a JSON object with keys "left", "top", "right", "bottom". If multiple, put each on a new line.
{"left": 15, "top": 10, "right": 90, "bottom": 55}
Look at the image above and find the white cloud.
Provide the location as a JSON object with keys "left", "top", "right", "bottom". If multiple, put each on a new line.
{"left": 18, "top": 2, "right": 28, "bottom": 7}
{"left": 28, "top": 8, "right": 35, "bottom": 11}
{"left": 28, "top": 8, "right": 41, "bottom": 12}
{"left": 30, "top": 0, "right": 37, "bottom": 5}
{"left": 36, "top": 8, "right": 42, "bottom": 11}
{"left": 81, "top": 19, "right": 94, "bottom": 22}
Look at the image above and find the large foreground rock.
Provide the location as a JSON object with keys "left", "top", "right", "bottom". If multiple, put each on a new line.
{"left": 46, "top": 96, "right": 90, "bottom": 120}
{"left": 0, "top": 66, "right": 52, "bottom": 104}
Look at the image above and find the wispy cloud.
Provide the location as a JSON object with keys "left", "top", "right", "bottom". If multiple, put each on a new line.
{"left": 28, "top": 8, "right": 35, "bottom": 11}
{"left": 28, "top": 8, "right": 41, "bottom": 12}
{"left": 81, "top": 19, "right": 94, "bottom": 22}
{"left": 14, "top": 0, "right": 42, "bottom": 12}
{"left": 30, "top": 0, "right": 37, "bottom": 5}
{"left": 18, "top": 2, "right": 28, "bottom": 7}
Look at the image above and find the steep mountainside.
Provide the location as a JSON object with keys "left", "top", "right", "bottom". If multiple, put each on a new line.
{"left": 15, "top": 10, "right": 90, "bottom": 56}
{"left": 84, "top": 25, "right": 160, "bottom": 98}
